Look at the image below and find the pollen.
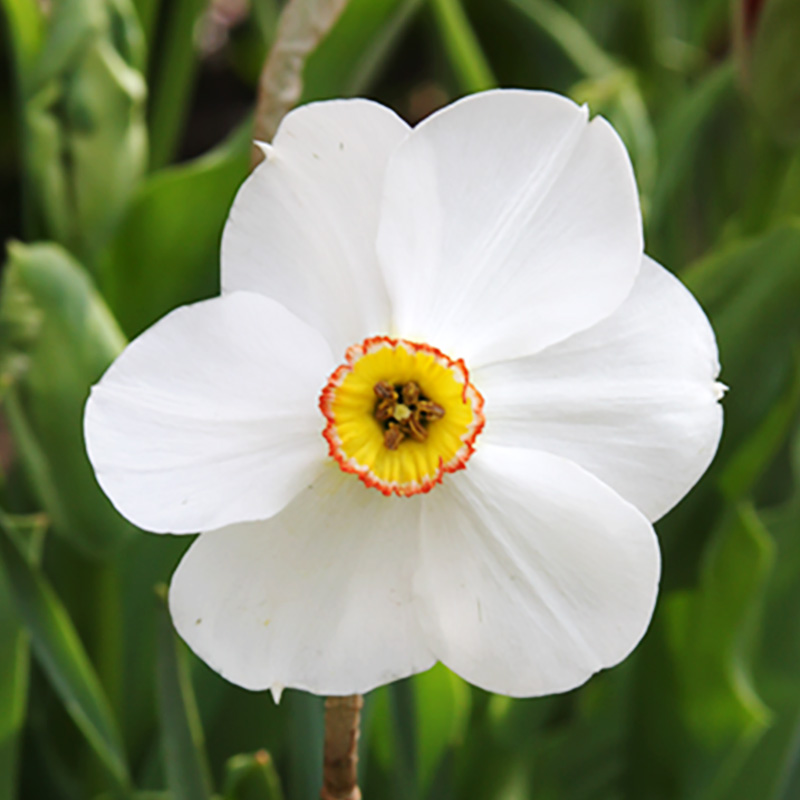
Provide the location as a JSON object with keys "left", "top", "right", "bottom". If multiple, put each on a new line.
{"left": 320, "top": 337, "right": 485, "bottom": 496}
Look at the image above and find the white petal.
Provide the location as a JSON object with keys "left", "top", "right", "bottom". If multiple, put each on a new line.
{"left": 222, "top": 99, "right": 410, "bottom": 356}
{"left": 85, "top": 292, "right": 335, "bottom": 534}
{"left": 476, "top": 256, "right": 723, "bottom": 521}
{"left": 377, "top": 89, "right": 643, "bottom": 366}
{"left": 416, "top": 445, "right": 660, "bottom": 697}
{"left": 169, "top": 466, "right": 435, "bottom": 694}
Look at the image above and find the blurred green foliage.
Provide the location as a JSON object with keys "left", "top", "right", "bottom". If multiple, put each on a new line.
{"left": 1, "top": 0, "right": 800, "bottom": 798}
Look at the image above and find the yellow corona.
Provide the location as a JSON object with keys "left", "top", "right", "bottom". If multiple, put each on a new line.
{"left": 320, "top": 337, "right": 485, "bottom": 496}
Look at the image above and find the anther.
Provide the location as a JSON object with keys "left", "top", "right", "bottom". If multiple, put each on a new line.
{"left": 401, "top": 381, "right": 420, "bottom": 406}
{"left": 417, "top": 400, "right": 445, "bottom": 420}
{"left": 384, "top": 423, "right": 405, "bottom": 451}
{"left": 375, "top": 398, "right": 395, "bottom": 422}
{"left": 404, "top": 412, "right": 428, "bottom": 442}
{"left": 374, "top": 381, "right": 396, "bottom": 400}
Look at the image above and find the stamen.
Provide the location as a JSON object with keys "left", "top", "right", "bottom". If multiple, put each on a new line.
{"left": 405, "top": 412, "right": 427, "bottom": 442}
{"left": 401, "top": 381, "right": 420, "bottom": 405}
{"left": 373, "top": 380, "right": 446, "bottom": 450}
{"left": 373, "top": 381, "right": 397, "bottom": 422}
{"left": 417, "top": 400, "right": 445, "bottom": 420}
{"left": 373, "top": 381, "right": 396, "bottom": 400}
{"left": 375, "top": 399, "right": 395, "bottom": 422}
{"left": 384, "top": 423, "right": 405, "bottom": 451}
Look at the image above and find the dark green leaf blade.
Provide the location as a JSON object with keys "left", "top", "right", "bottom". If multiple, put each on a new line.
{"left": 431, "top": 0, "right": 496, "bottom": 93}
{"left": 667, "top": 503, "right": 774, "bottom": 747}
{"left": 23, "top": 0, "right": 147, "bottom": 260}
{"left": 414, "top": 664, "right": 470, "bottom": 795}
{"left": 685, "top": 222, "right": 800, "bottom": 466}
{"left": 302, "top": 0, "right": 421, "bottom": 100}
{"left": 749, "top": 0, "right": 800, "bottom": 144}
{"left": 146, "top": 0, "right": 207, "bottom": 169}
{"left": 283, "top": 690, "right": 323, "bottom": 800}
{"left": 0, "top": 241, "right": 134, "bottom": 558}
{"left": 0, "top": 512, "right": 46, "bottom": 800}
{"left": 0, "top": 519, "right": 130, "bottom": 787}
{"left": 155, "top": 585, "right": 214, "bottom": 800}
{"left": 722, "top": 432, "right": 800, "bottom": 799}
{"left": 99, "top": 123, "right": 249, "bottom": 338}
{"left": 0, "top": 0, "right": 44, "bottom": 88}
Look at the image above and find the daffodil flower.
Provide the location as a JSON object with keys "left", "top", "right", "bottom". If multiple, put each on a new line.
{"left": 85, "top": 90, "right": 723, "bottom": 698}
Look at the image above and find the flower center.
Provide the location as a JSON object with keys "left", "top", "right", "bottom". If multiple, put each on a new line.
{"left": 320, "top": 337, "right": 485, "bottom": 497}
{"left": 373, "top": 380, "right": 445, "bottom": 450}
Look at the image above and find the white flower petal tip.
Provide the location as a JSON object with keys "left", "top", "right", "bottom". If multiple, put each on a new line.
{"left": 714, "top": 382, "right": 729, "bottom": 400}
{"left": 253, "top": 140, "right": 274, "bottom": 158}
{"left": 269, "top": 683, "right": 284, "bottom": 704}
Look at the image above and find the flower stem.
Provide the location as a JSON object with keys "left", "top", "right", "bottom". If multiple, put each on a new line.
{"left": 321, "top": 694, "right": 363, "bottom": 800}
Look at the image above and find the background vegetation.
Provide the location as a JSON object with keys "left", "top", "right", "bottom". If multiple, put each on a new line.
{"left": 1, "top": 0, "right": 800, "bottom": 798}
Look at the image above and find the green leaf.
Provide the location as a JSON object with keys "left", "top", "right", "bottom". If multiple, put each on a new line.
{"left": 0, "top": 0, "right": 45, "bottom": 88}
{"left": 302, "top": 0, "right": 423, "bottom": 100}
{"left": 0, "top": 511, "right": 45, "bottom": 740}
{"left": 431, "top": 0, "right": 497, "bottom": 93}
{"left": 721, "top": 431, "right": 800, "bottom": 799}
{"left": 389, "top": 678, "right": 418, "bottom": 797}
{"left": 0, "top": 741, "right": 18, "bottom": 800}
{"left": 414, "top": 664, "right": 470, "bottom": 794}
{"left": 774, "top": 148, "right": 800, "bottom": 220}
{"left": 130, "top": 0, "right": 160, "bottom": 47}
{"left": 99, "top": 121, "right": 250, "bottom": 337}
{"left": 719, "top": 350, "right": 800, "bottom": 502}
{"left": 284, "top": 691, "right": 323, "bottom": 800}
{"left": 0, "top": 241, "right": 134, "bottom": 557}
{"left": 0, "top": 511, "right": 46, "bottom": 800}
{"left": 506, "top": 0, "right": 616, "bottom": 78}
{"left": 146, "top": 0, "right": 206, "bottom": 169}
{"left": 223, "top": 751, "right": 285, "bottom": 800}
{"left": 0, "top": 518, "right": 130, "bottom": 787}
{"left": 666, "top": 503, "right": 774, "bottom": 747}
{"left": 365, "top": 686, "right": 394, "bottom": 772}
{"left": 749, "top": 0, "right": 800, "bottom": 144}
{"left": 360, "top": 682, "right": 419, "bottom": 800}
{"left": 251, "top": 0, "right": 281, "bottom": 47}
{"left": 155, "top": 585, "right": 214, "bottom": 800}
{"left": 0, "top": 252, "right": 40, "bottom": 400}
{"left": 22, "top": 0, "right": 147, "bottom": 260}
{"left": 648, "top": 62, "right": 736, "bottom": 233}
{"left": 685, "top": 222, "right": 800, "bottom": 464}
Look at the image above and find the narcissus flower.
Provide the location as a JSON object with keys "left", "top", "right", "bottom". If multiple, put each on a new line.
{"left": 85, "top": 90, "right": 723, "bottom": 698}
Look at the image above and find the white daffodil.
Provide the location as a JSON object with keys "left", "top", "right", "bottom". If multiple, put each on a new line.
{"left": 85, "top": 90, "right": 723, "bottom": 699}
